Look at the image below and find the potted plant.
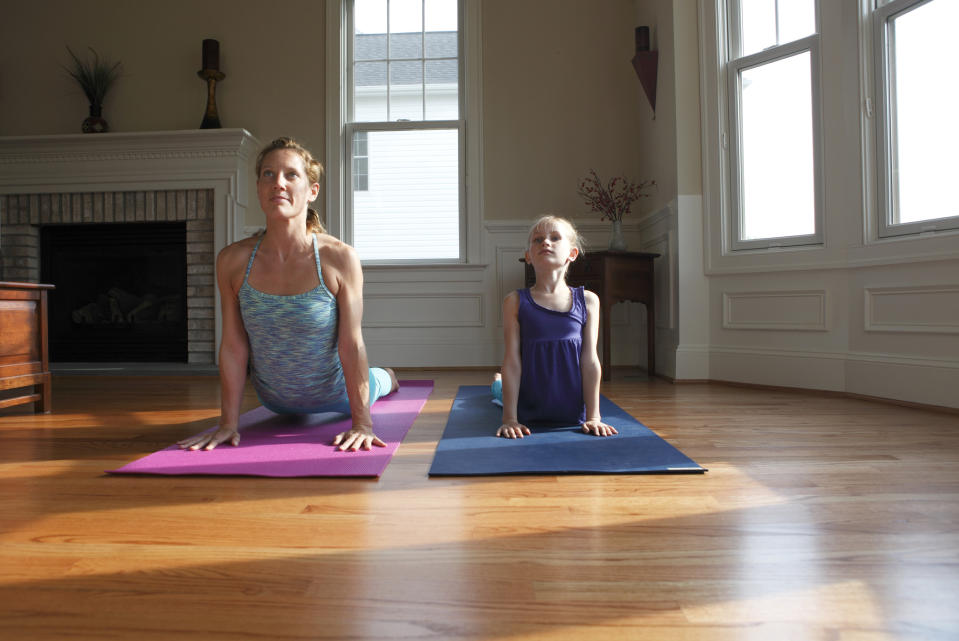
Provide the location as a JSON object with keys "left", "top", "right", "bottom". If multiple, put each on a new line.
{"left": 63, "top": 46, "right": 122, "bottom": 133}
{"left": 577, "top": 169, "right": 655, "bottom": 250}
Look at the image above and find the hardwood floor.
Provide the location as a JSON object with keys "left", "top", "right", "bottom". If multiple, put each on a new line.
{"left": 1, "top": 370, "right": 957, "bottom": 640}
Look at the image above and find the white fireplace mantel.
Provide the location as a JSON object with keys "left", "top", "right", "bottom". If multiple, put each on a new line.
{"left": 0, "top": 128, "right": 259, "bottom": 249}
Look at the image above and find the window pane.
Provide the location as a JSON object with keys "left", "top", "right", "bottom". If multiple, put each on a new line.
{"left": 739, "top": 52, "right": 815, "bottom": 240}
{"left": 739, "top": 0, "right": 815, "bottom": 56}
{"left": 425, "top": 0, "right": 458, "bottom": 58}
{"left": 778, "top": 0, "right": 815, "bottom": 44}
{"left": 390, "top": 32, "right": 422, "bottom": 59}
{"left": 390, "top": 61, "right": 423, "bottom": 120}
{"left": 354, "top": 61, "right": 387, "bottom": 122}
{"left": 355, "top": 33, "right": 387, "bottom": 61}
{"left": 352, "top": 132, "right": 369, "bottom": 193}
{"left": 425, "top": 59, "right": 458, "bottom": 119}
{"left": 425, "top": 0, "right": 457, "bottom": 32}
{"left": 888, "top": 0, "right": 959, "bottom": 225}
{"left": 355, "top": 0, "right": 387, "bottom": 34}
{"left": 740, "top": 0, "right": 777, "bottom": 56}
{"left": 353, "top": 129, "right": 460, "bottom": 260}
{"left": 426, "top": 28, "right": 457, "bottom": 59}
{"left": 390, "top": 0, "right": 422, "bottom": 33}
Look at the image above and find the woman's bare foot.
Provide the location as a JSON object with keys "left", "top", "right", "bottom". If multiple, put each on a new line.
{"left": 385, "top": 367, "right": 400, "bottom": 394}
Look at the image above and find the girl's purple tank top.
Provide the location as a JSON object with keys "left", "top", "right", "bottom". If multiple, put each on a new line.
{"left": 517, "top": 286, "right": 587, "bottom": 426}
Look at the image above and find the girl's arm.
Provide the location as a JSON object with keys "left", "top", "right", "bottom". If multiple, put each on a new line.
{"left": 580, "top": 290, "right": 617, "bottom": 437}
{"left": 329, "top": 243, "right": 385, "bottom": 452}
{"left": 179, "top": 245, "right": 250, "bottom": 450}
{"left": 497, "top": 291, "right": 530, "bottom": 438}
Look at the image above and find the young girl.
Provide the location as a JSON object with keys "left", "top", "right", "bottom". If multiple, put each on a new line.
{"left": 493, "top": 215, "right": 618, "bottom": 439}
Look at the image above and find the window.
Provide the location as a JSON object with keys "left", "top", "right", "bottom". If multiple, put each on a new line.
{"left": 331, "top": 0, "right": 468, "bottom": 262}
{"left": 874, "top": 0, "right": 959, "bottom": 237}
{"left": 725, "top": 0, "right": 823, "bottom": 250}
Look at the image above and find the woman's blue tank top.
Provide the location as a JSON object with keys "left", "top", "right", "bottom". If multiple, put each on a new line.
{"left": 238, "top": 234, "right": 348, "bottom": 413}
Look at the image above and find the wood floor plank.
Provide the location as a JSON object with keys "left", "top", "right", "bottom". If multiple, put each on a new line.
{"left": 1, "top": 369, "right": 958, "bottom": 640}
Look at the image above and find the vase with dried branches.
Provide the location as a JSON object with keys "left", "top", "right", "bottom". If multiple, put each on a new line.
{"left": 63, "top": 46, "right": 122, "bottom": 133}
{"left": 577, "top": 169, "right": 655, "bottom": 250}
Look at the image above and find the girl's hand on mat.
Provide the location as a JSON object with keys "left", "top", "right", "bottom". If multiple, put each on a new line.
{"left": 332, "top": 426, "right": 386, "bottom": 451}
{"left": 582, "top": 419, "right": 618, "bottom": 437}
{"left": 177, "top": 426, "right": 241, "bottom": 451}
{"left": 496, "top": 422, "right": 531, "bottom": 439}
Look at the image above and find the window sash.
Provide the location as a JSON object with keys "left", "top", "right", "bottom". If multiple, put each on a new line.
{"left": 344, "top": 121, "right": 465, "bottom": 262}
{"left": 726, "top": 31, "right": 825, "bottom": 250}
{"left": 874, "top": 0, "right": 959, "bottom": 238}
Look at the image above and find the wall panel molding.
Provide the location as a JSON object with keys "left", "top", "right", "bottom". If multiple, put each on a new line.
{"left": 723, "top": 290, "right": 827, "bottom": 331}
{"left": 864, "top": 285, "right": 959, "bottom": 334}
{"left": 363, "top": 293, "right": 485, "bottom": 328}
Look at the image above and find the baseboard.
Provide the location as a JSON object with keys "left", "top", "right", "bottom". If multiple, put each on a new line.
{"left": 706, "top": 378, "right": 958, "bottom": 415}
{"left": 707, "top": 346, "right": 959, "bottom": 411}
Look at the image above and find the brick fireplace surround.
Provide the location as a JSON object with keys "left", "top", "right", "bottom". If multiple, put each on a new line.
{"left": 0, "top": 129, "right": 259, "bottom": 364}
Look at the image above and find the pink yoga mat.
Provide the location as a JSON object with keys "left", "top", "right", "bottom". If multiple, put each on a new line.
{"left": 107, "top": 380, "right": 433, "bottom": 477}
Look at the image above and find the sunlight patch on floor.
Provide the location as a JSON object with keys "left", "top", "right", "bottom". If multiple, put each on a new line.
{"left": 682, "top": 579, "right": 883, "bottom": 625}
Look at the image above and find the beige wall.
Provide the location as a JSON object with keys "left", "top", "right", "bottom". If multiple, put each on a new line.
{"left": 631, "top": 0, "right": 677, "bottom": 215}
{"left": 1, "top": 0, "right": 658, "bottom": 228}
{"left": 672, "top": 0, "right": 702, "bottom": 196}
{"left": 482, "top": 0, "right": 651, "bottom": 222}
{"left": 0, "top": 0, "right": 326, "bottom": 227}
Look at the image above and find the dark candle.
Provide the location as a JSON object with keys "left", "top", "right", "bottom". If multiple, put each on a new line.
{"left": 202, "top": 39, "right": 219, "bottom": 71}
{"left": 635, "top": 26, "right": 650, "bottom": 52}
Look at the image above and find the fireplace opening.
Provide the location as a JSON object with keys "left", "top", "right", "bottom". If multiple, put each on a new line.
{"left": 40, "top": 222, "right": 188, "bottom": 362}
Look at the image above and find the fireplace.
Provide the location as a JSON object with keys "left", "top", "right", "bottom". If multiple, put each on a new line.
{"left": 3, "top": 188, "right": 215, "bottom": 363}
{"left": 41, "top": 222, "right": 188, "bottom": 362}
{"left": 0, "top": 129, "right": 259, "bottom": 365}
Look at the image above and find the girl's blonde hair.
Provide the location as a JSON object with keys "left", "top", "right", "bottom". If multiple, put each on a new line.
{"left": 256, "top": 137, "right": 326, "bottom": 233}
{"left": 527, "top": 215, "right": 585, "bottom": 255}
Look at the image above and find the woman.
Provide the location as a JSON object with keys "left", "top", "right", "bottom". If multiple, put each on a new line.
{"left": 178, "top": 137, "right": 398, "bottom": 453}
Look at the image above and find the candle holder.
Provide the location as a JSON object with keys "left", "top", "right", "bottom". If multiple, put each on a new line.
{"left": 197, "top": 68, "right": 225, "bottom": 129}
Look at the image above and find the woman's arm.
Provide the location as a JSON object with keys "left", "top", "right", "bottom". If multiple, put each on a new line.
{"left": 179, "top": 244, "right": 251, "bottom": 450}
{"left": 580, "top": 290, "right": 617, "bottom": 437}
{"left": 328, "top": 243, "right": 385, "bottom": 451}
{"left": 497, "top": 292, "right": 530, "bottom": 438}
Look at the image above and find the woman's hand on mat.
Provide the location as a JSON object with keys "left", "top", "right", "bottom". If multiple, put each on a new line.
{"left": 177, "top": 425, "right": 241, "bottom": 451}
{"left": 496, "top": 421, "right": 531, "bottom": 439}
{"left": 581, "top": 419, "right": 618, "bottom": 437}
{"left": 332, "top": 425, "right": 386, "bottom": 451}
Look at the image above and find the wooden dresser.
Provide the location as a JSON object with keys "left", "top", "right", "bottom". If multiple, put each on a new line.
{"left": 0, "top": 282, "right": 55, "bottom": 413}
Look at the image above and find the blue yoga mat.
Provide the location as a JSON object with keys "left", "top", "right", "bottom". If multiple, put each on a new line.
{"left": 428, "top": 386, "right": 706, "bottom": 476}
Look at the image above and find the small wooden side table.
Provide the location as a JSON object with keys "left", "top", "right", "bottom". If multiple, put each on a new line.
{"left": 0, "top": 281, "right": 55, "bottom": 413}
{"left": 523, "top": 250, "right": 659, "bottom": 381}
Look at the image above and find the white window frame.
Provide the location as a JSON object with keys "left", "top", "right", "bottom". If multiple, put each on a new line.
{"left": 326, "top": 0, "right": 483, "bottom": 265}
{"left": 725, "top": 0, "right": 825, "bottom": 252}
{"left": 872, "top": 0, "right": 959, "bottom": 239}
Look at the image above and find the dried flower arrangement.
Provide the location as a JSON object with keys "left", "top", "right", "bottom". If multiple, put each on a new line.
{"left": 63, "top": 46, "right": 122, "bottom": 107}
{"left": 577, "top": 169, "right": 655, "bottom": 222}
